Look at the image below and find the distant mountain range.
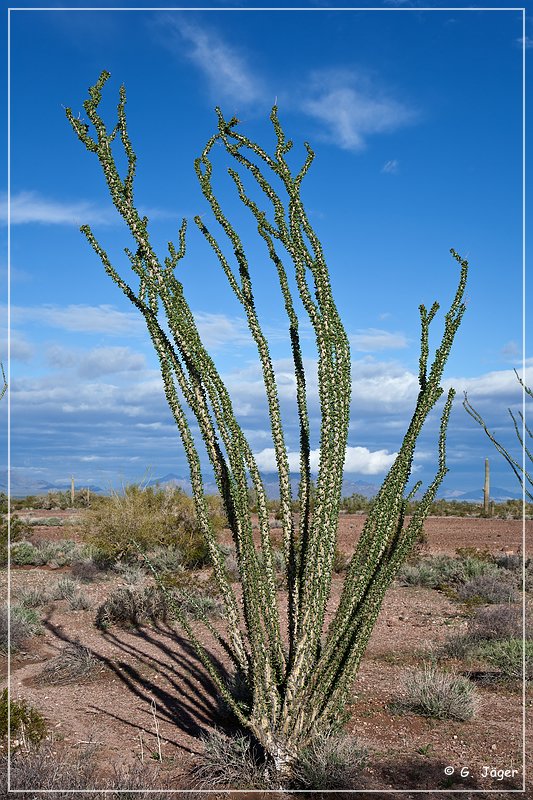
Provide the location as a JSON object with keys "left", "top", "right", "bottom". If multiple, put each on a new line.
{"left": 1, "top": 469, "right": 523, "bottom": 503}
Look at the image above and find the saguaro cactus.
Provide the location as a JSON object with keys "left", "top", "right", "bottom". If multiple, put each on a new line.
{"left": 484, "top": 457, "right": 490, "bottom": 516}
{"left": 66, "top": 72, "right": 468, "bottom": 775}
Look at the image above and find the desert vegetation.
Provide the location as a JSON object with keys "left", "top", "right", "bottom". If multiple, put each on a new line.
{"left": 1, "top": 71, "right": 529, "bottom": 793}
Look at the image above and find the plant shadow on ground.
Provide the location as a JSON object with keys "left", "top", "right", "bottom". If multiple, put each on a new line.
{"left": 20, "top": 610, "right": 524, "bottom": 794}
{"left": 40, "top": 610, "right": 239, "bottom": 760}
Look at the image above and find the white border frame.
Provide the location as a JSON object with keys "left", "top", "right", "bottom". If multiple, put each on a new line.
{"left": 6, "top": 4, "right": 527, "bottom": 794}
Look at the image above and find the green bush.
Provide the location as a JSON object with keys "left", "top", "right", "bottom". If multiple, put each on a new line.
{"left": 398, "top": 553, "right": 501, "bottom": 592}
{"left": 81, "top": 484, "right": 219, "bottom": 568}
{"left": 0, "top": 689, "right": 46, "bottom": 749}
{"left": 10, "top": 541, "right": 45, "bottom": 566}
{"left": 475, "top": 638, "right": 533, "bottom": 680}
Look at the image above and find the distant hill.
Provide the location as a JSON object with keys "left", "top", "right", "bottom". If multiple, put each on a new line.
{"left": 1, "top": 468, "right": 523, "bottom": 503}
{"left": 1, "top": 471, "right": 103, "bottom": 498}
{"left": 444, "top": 487, "right": 523, "bottom": 503}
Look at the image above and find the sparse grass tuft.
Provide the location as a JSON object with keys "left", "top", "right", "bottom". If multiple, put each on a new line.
{"left": 0, "top": 605, "right": 43, "bottom": 652}
{"left": 14, "top": 586, "right": 49, "bottom": 608}
{"left": 37, "top": 643, "right": 105, "bottom": 685}
{"left": 95, "top": 585, "right": 169, "bottom": 630}
{"left": 395, "top": 663, "right": 479, "bottom": 721}
{"left": 290, "top": 731, "right": 368, "bottom": 789}
{"left": 194, "top": 728, "right": 269, "bottom": 789}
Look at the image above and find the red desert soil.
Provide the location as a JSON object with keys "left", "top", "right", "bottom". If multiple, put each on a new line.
{"left": 2, "top": 511, "right": 531, "bottom": 797}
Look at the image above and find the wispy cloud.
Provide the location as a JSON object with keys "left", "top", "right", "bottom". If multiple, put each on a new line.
{"left": 193, "top": 312, "right": 253, "bottom": 349}
{"left": 253, "top": 444, "right": 396, "bottom": 475}
{"left": 516, "top": 35, "right": 533, "bottom": 49}
{"left": 11, "top": 304, "right": 145, "bottom": 336}
{"left": 159, "top": 15, "right": 262, "bottom": 105}
{"left": 350, "top": 328, "right": 408, "bottom": 352}
{"left": 381, "top": 159, "right": 399, "bottom": 174}
{"left": 301, "top": 70, "right": 416, "bottom": 151}
{"left": 1, "top": 191, "right": 115, "bottom": 226}
{"left": 46, "top": 345, "right": 145, "bottom": 378}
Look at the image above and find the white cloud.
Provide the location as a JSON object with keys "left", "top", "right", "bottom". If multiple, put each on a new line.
{"left": 11, "top": 304, "right": 145, "bottom": 336}
{"left": 193, "top": 312, "right": 253, "bottom": 349}
{"left": 46, "top": 345, "right": 145, "bottom": 378}
{"left": 381, "top": 159, "right": 399, "bottom": 174}
{"left": 350, "top": 328, "right": 407, "bottom": 352}
{"left": 253, "top": 444, "right": 396, "bottom": 475}
{"left": 1, "top": 191, "right": 115, "bottom": 226}
{"left": 163, "top": 16, "right": 262, "bottom": 105}
{"left": 301, "top": 70, "right": 416, "bottom": 151}
{"left": 447, "top": 366, "right": 533, "bottom": 404}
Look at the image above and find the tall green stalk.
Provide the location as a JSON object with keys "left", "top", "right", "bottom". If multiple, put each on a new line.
{"left": 66, "top": 72, "right": 468, "bottom": 775}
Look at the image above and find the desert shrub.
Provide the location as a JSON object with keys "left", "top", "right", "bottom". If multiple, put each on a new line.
{"left": 69, "top": 591, "right": 92, "bottom": 610}
{"left": 81, "top": 484, "right": 215, "bottom": 568}
{"left": 179, "top": 593, "right": 224, "bottom": 620}
{"left": 290, "top": 731, "right": 368, "bottom": 789}
{"left": 475, "top": 638, "right": 533, "bottom": 681}
{"left": 194, "top": 728, "right": 269, "bottom": 789}
{"left": 395, "top": 664, "right": 479, "bottom": 721}
{"left": 53, "top": 577, "right": 80, "bottom": 601}
{"left": 14, "top": 587, "right": 49, "bottom": 608}
{"left": 0, "top": 689, "right": 46, "bottom": 749}
{"left": 398, "top": 554, "right": 500, "bottom": 591}
{"left": 144, "top": 545, "right": 185, "bottom": 574}
{"left": 115, "top": 562, "right": 147, "bottom": 585}
{"left": 37, "top": 643, "right": 105, "bottom": 685}
{"left": 340, "top": 493, "right": 373, "bottom": 514}
{"left": 457, "top": 572, "right": 518, "bottom": 605}
{"left": 2, "top": 742, "right": 177, "bottom": 796}
{"left": 0, "top": 605, "right": 43, "bottom": 652}
{"left": 10, "top": 541, "right": 45, "bottom": 566}
{"left": 0, "top": 496, "right": 30, "bottom": 567}
{"left": 455, "top": 547, "right": 495, "bottom": 563}
{"left": 224, "top": 547, "right": 240, "bottom": 582}
{"left": 95, "top": 585, "right": 170, "bottom": 630}
{"left": 467, "top": 604, "right": 524, "bottom": 641}
{"left": 36, "top": 539, "right": 91, "bottom": 567}
{"left": 332, "top": 547, "right": 349, "bottom": 573}
{"left": 71, "top": 558, "right": 100, "bottom": 582}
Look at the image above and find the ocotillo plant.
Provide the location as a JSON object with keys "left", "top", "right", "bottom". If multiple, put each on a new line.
{"left": 464, "top": 371, "right": 532, "bottom": 501}
{"left": 66, "top": 72, "right": 468, "bottom": 776}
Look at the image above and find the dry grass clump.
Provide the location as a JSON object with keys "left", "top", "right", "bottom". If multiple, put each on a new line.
{"left": 395, "top": 663, "right": 479, "bottom": 721}
{"left": 290, "top": 731, "right": 368, "bottom": 789}
{"left": 2, "top": 741, "right": 185, "bottom": 797}
{"left": 52, "top": 577, "right": 91, "bottom": 610}
{"left": 95, "top": 586, "right": 169, "bottom": 630}
{"left": 0, "top": 605, "right": 42, "bottom": 653}
{"left": 194, "top": 728, "right": 269, "bottom": 789}
{"left": 37, "top": 643, "right": 106, "bottom": 686}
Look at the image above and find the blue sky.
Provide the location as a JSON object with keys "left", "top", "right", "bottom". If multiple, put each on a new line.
{"left": 2, "top": 2, "right": 531, "bottom": 496}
